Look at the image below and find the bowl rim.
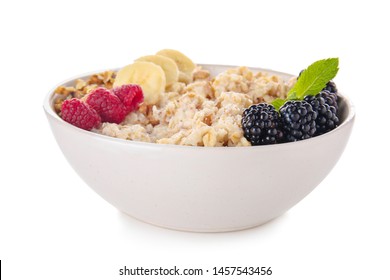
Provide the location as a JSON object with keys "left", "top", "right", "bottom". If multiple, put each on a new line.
{"left": 43, "top": 64, "right": 356, "bottom": 150}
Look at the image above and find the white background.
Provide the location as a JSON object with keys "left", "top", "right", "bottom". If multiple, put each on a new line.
{"left": 1, "top": 0, "right": 389, "bottom": 279}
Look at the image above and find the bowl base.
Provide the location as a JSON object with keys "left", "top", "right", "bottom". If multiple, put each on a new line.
{"left": 119, "top": 210, "right": 284, "bottom": 233}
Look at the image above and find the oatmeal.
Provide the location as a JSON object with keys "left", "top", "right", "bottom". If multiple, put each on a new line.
{"left": 56, "top": 49, "right": 295, "bottom": 147}
{"left": 56, "top": 52, "right": 340, "bottom": 146}
{"left": 95, "top": 66, "right": 292, "bottom": 147}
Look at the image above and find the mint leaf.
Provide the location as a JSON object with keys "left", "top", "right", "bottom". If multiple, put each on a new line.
{"left": 287, "top": 58, "right": 339, "bottom": 100}
{"left": 272, "top": 98, "right": 286, "bottom": 111}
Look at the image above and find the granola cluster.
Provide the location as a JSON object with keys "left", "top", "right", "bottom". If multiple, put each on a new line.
{"left": 53, "top": 71, "right": 115, "bottom": 113}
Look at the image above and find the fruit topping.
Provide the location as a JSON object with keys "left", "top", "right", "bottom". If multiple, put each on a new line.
{"left": 304, "top": 91, "right": 339, "bottom": 135}
{"left": 317, "top": 89, "right": 338, "bottom": 110}
{"left": 323, "top": 80, "right": 338, "bottom": 94}
{"left": 156, "top": 49, "right": 196, "bottom": 77}
{"left": 85, "top": 87, "right": 127, "bottom": 124}
{"left": 112, "top": 84, "right": 144, "bottom": 113}
{"left": 242, "top": 103, "right": 284, "bottom": 145}
{"left": 61, "top": 98, "right": 101, "bottom": 130}
{"left": 135, "top": 55, "right": 179, "bottom": 86}
{"left": 280, "top": 100, "right": 317, "bottom": 142}
{"left": 113, "top": 61, "right": 166, "bottom": 106}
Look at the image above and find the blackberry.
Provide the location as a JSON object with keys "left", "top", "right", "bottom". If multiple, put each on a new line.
{"left": 318, "top": 89, "right": 338, "bottom": 110}
{"left": 304, "top": 93, "right": 339, "bottom": 135}
{"left": 323, "top": 80, "right": 338, "bottom": 94}
{"left": 280, "top": 100, "right": 317, "bottom": 142}
{"left": 242, "top": 103, "right": 284, "bottom": 145}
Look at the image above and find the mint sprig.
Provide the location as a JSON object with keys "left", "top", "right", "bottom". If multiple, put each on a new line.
{"left": 272, "top": 58, "right": 339, "bottom": 110}
{"left": 271, "top": 98, "right": 286, "bottom": 110}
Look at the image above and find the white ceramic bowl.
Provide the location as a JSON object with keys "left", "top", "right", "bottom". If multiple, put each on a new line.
{"left": 44, "top": 65, "right": 355, "bottom": 232}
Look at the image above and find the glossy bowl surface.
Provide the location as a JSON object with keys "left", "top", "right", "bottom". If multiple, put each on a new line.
{"left": 44, "top": 65, "right": 355, "bottom": 232}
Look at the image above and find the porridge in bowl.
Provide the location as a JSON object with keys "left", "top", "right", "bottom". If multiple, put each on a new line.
{"left": 45, "top": 51, "right": 353, "bottom": 232}
{"left": 54, "top": 49, "right": 340, "bottom": 147}
{"left": 101, "top": 66, "right": 293, "bottom": 147}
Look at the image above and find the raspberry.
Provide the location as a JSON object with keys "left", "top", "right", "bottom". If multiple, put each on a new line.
{"left": 280, "top": 100, "right": 317, "bottom": 142}
{"left": 61, "top": 98, "right": 101, "bottom": 131}
{"left": 112, "top": 84, "right": 144, "bottom": 113}
{"left": 85, "top": 87, "right": 127, "bottom": 123}
{"left": 242, "top": 103, "right": 284, "bottom": 145}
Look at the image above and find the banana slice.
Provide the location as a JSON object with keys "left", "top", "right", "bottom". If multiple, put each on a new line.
{"left": 156, "top": 49, "right": 196, "bottom": 77}
{"left": 178, "top": 71, "right": 192, "bottom": 84}
{"left": 114, "top": 61, "right": 166, "bottom": 105}
{"left": 135, "top": 55, "right": 179, "bottom": 87}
